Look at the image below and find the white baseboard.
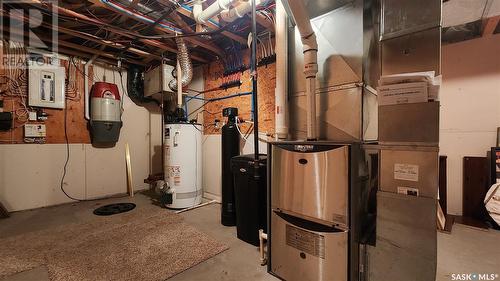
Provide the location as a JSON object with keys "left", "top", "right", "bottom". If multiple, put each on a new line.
{"left": 203, "top": 192, "right": 221, "bottom": 203}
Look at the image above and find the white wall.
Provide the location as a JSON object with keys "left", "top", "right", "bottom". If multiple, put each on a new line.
{"left": 440, "top": 36, "right": 500, "bottom": 215}
{"left": 202, "top": 134, "right": 268, "bottom": 201}
{"left": 0, "top": 64, "right": 163, "bottom": 211}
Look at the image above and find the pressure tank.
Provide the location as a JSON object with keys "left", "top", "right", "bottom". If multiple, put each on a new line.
{"left": 164, "top": 122, "right": 203, "bottom": 209}
{"left": 90, "top": 82, "right": 122, "bottom": 144}
{"left": 221, "top": 107, "right": 240, "bottom": 226}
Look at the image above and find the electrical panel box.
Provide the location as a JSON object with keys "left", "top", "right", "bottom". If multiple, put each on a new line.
{"left": 144, "top": 64, "right": 175, "bottom": 97}
{"left": 24, "top": 124, "right": 47, "bottom": 137}
{"left": 28, "top": 64, "right": 65, "bottom": 109}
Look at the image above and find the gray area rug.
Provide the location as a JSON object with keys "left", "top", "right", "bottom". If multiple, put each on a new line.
{"left": 0, "top": 207, "right": 228, "bottom": 281}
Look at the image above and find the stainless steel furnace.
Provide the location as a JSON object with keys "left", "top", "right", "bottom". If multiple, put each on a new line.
{"left": 267, "top": 141, "right": 365, "bottom": 281}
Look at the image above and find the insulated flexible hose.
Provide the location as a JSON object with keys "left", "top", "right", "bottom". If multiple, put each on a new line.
{"left": 169, "top": 37, "right": 193, "bottom": 91}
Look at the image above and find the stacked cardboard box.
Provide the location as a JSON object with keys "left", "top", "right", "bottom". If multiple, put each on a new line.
{"left": 376, "top": 71, "right": 441, "bottom": 199}
{"left": 378, "top": 72, "right": 441, "bottom": 146}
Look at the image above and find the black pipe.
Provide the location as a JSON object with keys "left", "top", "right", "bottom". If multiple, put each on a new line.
{"left": 251, "top": 0, "right": 259, "bottom": 165}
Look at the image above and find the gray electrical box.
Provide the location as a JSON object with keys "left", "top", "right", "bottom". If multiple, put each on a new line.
{"left": 144, "top": 64, "right": 175, "bottom": 97}
{"left": 28, "top": 64, "right": 66, "bottom": 109}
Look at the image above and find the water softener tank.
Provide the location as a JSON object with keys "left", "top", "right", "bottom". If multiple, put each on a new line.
{"left": 90, "top": 82, "right": 122, "bottom": 144}
{"left": 164, "top": 123, "right": 203, "bottom": 209}
{"left": 221, "top": 107, "right": 240, "bottom": 226}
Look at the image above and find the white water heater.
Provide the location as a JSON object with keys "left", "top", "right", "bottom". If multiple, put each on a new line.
{"left": 164, "top": 123, "right": 203, "bottom": 209}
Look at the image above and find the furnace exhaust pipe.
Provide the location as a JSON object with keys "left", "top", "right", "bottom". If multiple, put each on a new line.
{"left": 274, "top": 0, "right": 288, "bottom": 139}
{"left": 284, "top": 0, "right": 318, "bottom": 140}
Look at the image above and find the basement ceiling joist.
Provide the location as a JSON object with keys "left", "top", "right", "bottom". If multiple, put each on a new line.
{"left": 87, "top": 0, "right": 226, "bottom": 57}
{"left": 3, "top": 8, "right": 162, "bottom": 64}
{"left": 2, "top": 0, "right": 276, "bottom": 66}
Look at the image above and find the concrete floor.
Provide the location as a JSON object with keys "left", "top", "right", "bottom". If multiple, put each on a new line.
{"left": 0, "top": 193, "right": 499, "bottom": 281}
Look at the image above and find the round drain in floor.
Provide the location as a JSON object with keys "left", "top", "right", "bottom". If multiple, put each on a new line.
{"left": 93, "top": 203, "right": 136, "bottom": 216}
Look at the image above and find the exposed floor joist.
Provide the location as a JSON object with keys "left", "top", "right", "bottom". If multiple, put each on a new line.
{"left": 5, "top": 9, "right": 161, "bottom": 63}
{"left": 12, "top": 0, "right": 276, "bottom": 65}
{"left": 24, "top": 0, "right": 209, "bottom": 63}
{"left": 173, "top": 4, "right": 248, "bottom": 45}
{"left": 88, "top": 0, "right": 225, "bottom": 57}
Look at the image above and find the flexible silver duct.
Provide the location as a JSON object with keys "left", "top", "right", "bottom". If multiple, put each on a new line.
{"left": 169, "top": 37, "right": 193, "bottom": 91}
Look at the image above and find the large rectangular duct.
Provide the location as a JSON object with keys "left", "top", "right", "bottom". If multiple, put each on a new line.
{"left": 380, "top": 0, "right": 441, "bottom": 40}
{"left": 368, "top": 0, "right": 442, "bottom": 281}
{"left": 288, "top": 0, "right": 371, "bottom": 142}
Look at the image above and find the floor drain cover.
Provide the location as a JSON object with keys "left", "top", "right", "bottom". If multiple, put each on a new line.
{"left": 93, "top": 203, "right": 136, "bottom": 216}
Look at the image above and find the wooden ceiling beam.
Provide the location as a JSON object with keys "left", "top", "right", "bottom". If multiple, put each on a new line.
{"left": 4, "top": 8, "right": 161, "bottom": 62}
{"left": 57, "top": 47, "right": 126, "bottom": 66}
{"left": 172, "top": 4, "right": 248, "bottom": 44}
{"left": 3, "top": 22, "right": 147, "bottom": 66}
{"left": 55, "top": 39, "right": 147, "bottom": 66}
{"left": 256, "top": 14, "right": 274, "bottom": 31}
{"left": 114, "top": 0, "right": 141, "bottom": 25}
{"left": 87, "top": 0, "right": 224, "bottom": 57}
{"left": 55, "top": 26, "right": 161, "bottom": 60}
{"left": 170, "top": 9, "right": 194, "bottom": 33}
{"left": 173, "top": 3, "right": 274, "bottom": 36}
{"left": 22, "top": 1, "right": 209, "bottom": 63}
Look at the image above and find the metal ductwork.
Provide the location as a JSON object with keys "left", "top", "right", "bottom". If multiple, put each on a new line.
{"left": 169, "top": 37, "right": 193, "bottom": 91}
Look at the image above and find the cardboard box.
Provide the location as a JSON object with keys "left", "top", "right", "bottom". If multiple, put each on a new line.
{"left": 379, "top": 101, "right": 439, "bottom": 146}
{"left": 379, "top": 147, "right": 439, "bottom": 198}
{"left": 377, "top": 81, "right": 428, "bottom": 106}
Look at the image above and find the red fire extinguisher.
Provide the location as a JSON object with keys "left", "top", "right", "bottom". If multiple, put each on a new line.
{"left": 90, "top": 82, "right": 122, "bottom": 144}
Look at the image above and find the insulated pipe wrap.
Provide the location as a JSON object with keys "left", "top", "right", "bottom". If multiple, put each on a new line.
{"left": 169, "top": 37, "right": 193, "bottom": 91}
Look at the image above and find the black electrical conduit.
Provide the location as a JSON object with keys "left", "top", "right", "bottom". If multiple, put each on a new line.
{"left": 186, "top": 92, "right": 253, "bottom": 118}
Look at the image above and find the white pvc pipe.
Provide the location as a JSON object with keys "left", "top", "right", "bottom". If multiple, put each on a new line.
{"left": 274, "top": 0, "right": 288, "bottom": 139}
{"left": 286, "top": 0, "right": 318, "bottom": 140}
{"left": 193, "top": 0, "right": 203, "bottom": 23}
{"left": 194, "top": 0, "right": 236, "bottom": 23}
{"left": 259, "top": 229, "right": 268, "bottom": 265}
{"left": 220, "top": 0, "right": 261, "bottom": 23}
